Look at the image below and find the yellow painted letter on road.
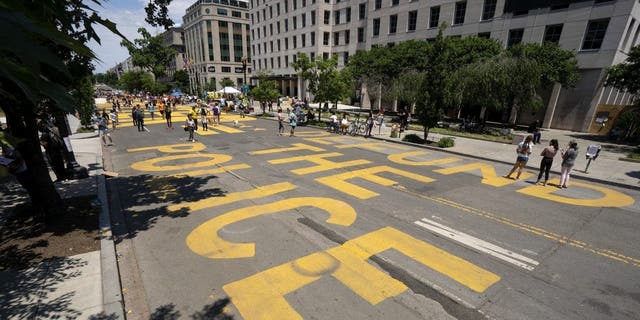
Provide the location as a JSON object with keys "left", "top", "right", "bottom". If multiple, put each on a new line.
{"left": 223, "top": 227, "right": 500, "bottom": 320}
{"left": 167, "top": 182, "right": 297, "bottom": 213}
{"left": 434, "top": 162, "right": 532, "bottom": 187}
{"left": 518, "top": 179, "right": 635, "bottom": 207}
{"left": 336, "top": 142, "right": 410, "bottom": 152}
{"left": 131, "top": 154, "right": 232, "bottom": 172}
{"left": 316, "top": 165, "right": 435, "bottom": 199}
{"left": 127, "top": 142, "right": 206, "bottom": 153}
{"left": 249, "top": 143, "right": 325, "bottom": 155}
{"left": 388, "top": 151, "right": 462, "bottom": 166}
{"left": 269, "top": 152, "right": 371, "bottom": 175}
{"left": 186, "top": 197, "right": 356, "bottom": 259}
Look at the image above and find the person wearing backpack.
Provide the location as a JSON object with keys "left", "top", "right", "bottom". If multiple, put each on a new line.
{"left": 505, "top": 135, "right": 533, "bottom": 180}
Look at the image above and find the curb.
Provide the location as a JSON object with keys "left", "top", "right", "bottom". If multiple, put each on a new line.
{"left": 96, "top": 147, "right": 125, "bottom": 319}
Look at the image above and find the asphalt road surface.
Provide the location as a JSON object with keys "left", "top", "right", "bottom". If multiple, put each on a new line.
{"left": 104, "top": 107, "right": 640, "bottom": 320}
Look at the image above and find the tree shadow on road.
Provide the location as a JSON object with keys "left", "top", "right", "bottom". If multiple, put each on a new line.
{"left": 108, "top": 173, "right": 228, "bottom": 242}
{"left": 148, "top": 298, "right": 234, "bottom": 320}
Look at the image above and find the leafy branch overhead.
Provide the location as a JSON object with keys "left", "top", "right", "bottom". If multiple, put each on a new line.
{"left": 120, "top": 27, "right": 177, "bottom": 80}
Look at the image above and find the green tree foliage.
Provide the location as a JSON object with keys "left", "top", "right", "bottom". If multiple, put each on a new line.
{"left": 293, "top": 53, "right": 352, "bottom": 120}
{"left": 0, "top": 0, "right": 128, "bottom": 216}
{"left": 606, "top": 45, "right": 640, "bottom": 140}
{"left": 219, "top": 78, "right": 236, "bottom": 88}
{"left": 251, "top": 71, "right": 280, "bottom": 113}
{"left": 144, "top": 0, "right": 175, "bottom": 29}
{"left": 121, "top": 28, "right": 176, "bottom": 80}
{"left": 508, "top": 42, "right": 579, "bottom": 88}
{"left": 93, "top": 72, "right": 119, "bottom": 88}
{"left": 72, "top": 75, "right": 95, "bottom": 127}
{"left": 119, "top": 71, "right": 152, "bottom": 93}
{"left": 172, "top": 70, "right": 190, "bottom": 91}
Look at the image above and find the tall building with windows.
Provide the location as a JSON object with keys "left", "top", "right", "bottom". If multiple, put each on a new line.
{"left": 249, "top": 0, "right": 640, "bottom": 132}
{"left": 182, "top": 0, "right": 251, "bottom": 94}
{"left": 162, "top": 27, "right": 186, "bottom": 82}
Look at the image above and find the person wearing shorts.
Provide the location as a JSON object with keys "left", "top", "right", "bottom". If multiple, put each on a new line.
{"left": 505, "top": 135, "right": 533, "bottom": 180}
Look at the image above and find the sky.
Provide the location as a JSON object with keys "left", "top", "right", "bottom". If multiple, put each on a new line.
{"left": 88, "top": 0, "right": 193, "bottom": 73}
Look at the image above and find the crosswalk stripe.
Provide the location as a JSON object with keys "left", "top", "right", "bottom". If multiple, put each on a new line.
{"left": 414, "top": 218, "right": 539, "bottom": 271}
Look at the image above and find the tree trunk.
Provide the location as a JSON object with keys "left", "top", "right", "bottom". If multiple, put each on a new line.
{"left": 5, "top": 100, "right": 64, "bottom": 217}
{"left": 424, "top": 126, "right": 429, "bottom": 142}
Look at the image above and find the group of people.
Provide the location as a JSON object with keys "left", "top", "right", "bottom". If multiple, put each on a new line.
{"left": 505, "top": 135, "right": 579, "bottom": 188}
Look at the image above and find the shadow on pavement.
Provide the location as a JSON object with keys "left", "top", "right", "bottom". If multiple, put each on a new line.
{"left": 0, "top": 257, "right": 87, "bottom": 319}
{"left": 148, "top": 298, "right": 234, "bottom": 319}
{"left": 109, "top": 174, "right": 227, "bottom": 242}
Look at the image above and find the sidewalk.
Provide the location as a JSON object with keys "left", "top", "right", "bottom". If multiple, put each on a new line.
{"left": 372, "top": 124, "right": 640, "bottom": 190}
{"left": 0, "top": 116, "right": 123, "bottom": 319}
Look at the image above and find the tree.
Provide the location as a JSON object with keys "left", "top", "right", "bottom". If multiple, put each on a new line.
{"left": 72, "top": 75, "right": 95, "bottom": 127}
{"left": 119, "top": 71, "right": 153, "bottom": 93}
{"left": 219, "top": 78, "right": 236, "bottom": 88}
{"left": 251, "top": 71, "right": 280, "bottom": 114}
{"left": 509, "top": 42, "right": 579, "bottom": 89}
{"left": 121, "top": 28, "right": 176, "bottom": 80}
{"left": 606, "top": 45, "right": 640, "bottom": 139}
{"left": 144, "top": 0, "right": 175, "bottom": 29}
{"left": 93, "top": 72, "right": 119, "bottom": 88}
{"left": 172, "top": 70, "right": 190, "bottom": 91}
{"left": 293, "top": 53, "right": 352, "bottom": 120}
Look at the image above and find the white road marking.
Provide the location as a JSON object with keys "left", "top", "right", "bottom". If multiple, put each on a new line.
{"left": 414, "top": 218, "right": 539, "bottom": 271}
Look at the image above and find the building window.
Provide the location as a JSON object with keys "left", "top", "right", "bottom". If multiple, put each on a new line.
{"left": 310, "top": 52, "right": 315, "bottom": 60}
{"left": 232, "top": 11, "right": 242, "bottom": 18}
{"left": 311, "top": 10, "right": 316, "bottom": 25}
{"left": 302, "top": 34, "right": 306, "bottom": 46}
{"left": 375, "top": 0, "right": 382, "bottom": 10}
{"left": 270, "top": 24, "right": 273, "bottom": 35}
{"left": 222, "top": 66, "right": 231, "bottom": 72}
{"left": 293, "top": 16, "right": 297, "bottom": 30}
{"left": 323, "top": 52, "right": 329, "bottom": 60}
{"left": 285, "top": 19, "right": 289, "bottom": 32}
{"left": 478, "top": 32, "right": 491, "bottom": 39}
{"left": 346, "top": 7, "right": 351, "bottom": 23}
{"left": 284, "top": 0, "right": 288, "bottom": 12}
{"left": 217, "top": 8, "right": 228, "bottom": 15}
{"left": 389, "top": 14, "right": 397, "bottom": 34}
{"left": 277, "top": 21, "right": 281, "bottom": 33}
{"left": 285, "top": 55, "right": 289, "bottom": 67}
{"left": 293, "top": 0, "right": 297, "bottom": 10}
{"left": 311, "top": 31, "right": 316, "bottom": 45}
{"left": 359, "top": 3, "right": 366, "bottom": 20}
{"left": 454, "top": 1, "right": 466, "bottom": 25}
{"left": 358, "top": 27, "right": 364, "bottom": 42}
{"left": 323, "top": 31, "right": 330, "bottom": 45}
{"left": 277, "top": 3, "right": 280, "bottom": 15}
{"left": 343, "top": 52, "right": 349, "bottom": 65}
{"left": 302, "top": 14, "right": 306, "bottom": 27}
{"left": 344, "top": 30, "right": 350, "bottom": 44}
{"left": 278, "top": 56, "right": 281, "bottom": 68}
{"left": 582, "top": 19, "right": 609, "bottom": 50}
{"left": 335, "top": 10, "right": 340, "bottom": 24}
{"left": 408, "top": 10, "right": 417, "bottom": 32}
{"left": 219, "top": 21, "right": 230, "bottom": 62}
{"left": 507, "top": 28, "right": 524, "bottom": 47}
{"left": 324, "top": 10, "right": 330, "bottom": 24}
{"left": 481, "top": 0, "right": 496, "bottom": 21}
{"left": 544, "top": 24, "right": 563, "bottom": 44}
{"left": 392, "top": 0, "right": 399, "bottom": 6}
{"left": 334, "top": 32, "right": 340, "bottom": 45}
{"left": 373, "top": 18, "right": 380, "bottom": 36}
{"left": 293, "top": 35, "right": 297, "bottom": 48}
{"left": 285, "top": 37, "right": 289, "bottom": 50}
{"left": 429, "top": 6, "right": 440, "bottom": 28}
{"left": 277, "top": 39, "right": 281, "bottom": 51}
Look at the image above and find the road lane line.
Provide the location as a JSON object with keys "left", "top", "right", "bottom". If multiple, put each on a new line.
{"left": 414, "top": 218, "right": 539, "bottom": 271}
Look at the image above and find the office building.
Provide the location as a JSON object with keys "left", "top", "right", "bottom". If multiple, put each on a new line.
{"left": 182, "top": 0, "right": 252, "bottom": 94}
{"left": 162, "top": 27, "right": 186, "bottom": 82}
{"left": 249, "top": 0, "right": 640, "bottom": 132}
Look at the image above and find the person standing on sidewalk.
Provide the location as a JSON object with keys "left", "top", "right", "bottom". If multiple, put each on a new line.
{"left": 505, "top": 135, "right": 533, "bottom": 180}
{"left": 559, "top": 141, "right": 578, "bottom": 188}
{"left": 365, "top": 111, "right": 374, "bottom": 137}
{"left": 535, "top": 139, "right": 559, "bottom": 186}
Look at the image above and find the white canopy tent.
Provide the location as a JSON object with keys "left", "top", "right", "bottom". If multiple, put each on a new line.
{"left": 216, "top": 87, "right": 241, "bottom": 94}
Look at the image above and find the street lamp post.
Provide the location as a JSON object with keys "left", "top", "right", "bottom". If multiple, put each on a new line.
{"left": 241, "top": 56, "right": 247, "bottom": 93}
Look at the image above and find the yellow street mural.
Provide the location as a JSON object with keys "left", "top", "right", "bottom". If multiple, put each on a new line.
{"left": 269, "top": 152, "right": 371, "bottom": 175}
{"left": 434, "top": 162, "right": 534, "bottom": 187}
{"left": 223, "top": 227, "right": 500, "bottom": 320}
{"left": 186, "top": 197, "right": 357, "bottom": 259}
{"left": 316, "top": 166, "right": 435, "bottom": 199}
{"left": 388, "top": 151, "right": 462, "bottom": 166}
{"left": 131, "top": 153, "right": 233, "bottom": 172}
{"left": 167, "top": 182, "right": 297, "bottom": 213}
{"left": 517, "top": 179, "right": 635, "bottom": 207}
{"left": 248, "top": 143, "right": 326, "bottom": 155}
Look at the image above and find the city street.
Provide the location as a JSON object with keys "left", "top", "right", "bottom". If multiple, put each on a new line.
{"left": 104, "top": 108, "right": 640, "bottom": 320}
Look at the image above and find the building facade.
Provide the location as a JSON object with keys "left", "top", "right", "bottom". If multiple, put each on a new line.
{"left": 162, "top": 27, "right": 186, "bottom": 82}
{"left": 249, "top": 0, "right": 640, "bottom": 132}
{"left": 182, "top": 0, "right": 252, "bottom": 94}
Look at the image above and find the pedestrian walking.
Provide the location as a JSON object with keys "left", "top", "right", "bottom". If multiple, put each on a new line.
{"left": 159, "top": 101, "right": 165, "bottom": 119}
{"left": 148, "top": 102, "right": 155, "bottom": 120}
{"left": 200, "top": 104, "right": 209, "bottom": 131}
{"left": 559, "top": 141, "right": 579, "bottom": 188}
{"left": 505, "top": 135, "right": 533, "bottom": 180}
{"left": 131, "top": 106, "right": 138, "bottom": 127}
{"left": 109, "top": 108, "right": 118, "bottom": 130}
{"left": 94, "top": 111, "right": 113, "bottom": 146}
{"left": 212, "top": 103, "right": 220, "bottom": 125}
{"left": 136, "top": 105, "right": 145, "bottom": 132}
{"left": 535, "top": 139, "right": 559, "bottom": 186}
{"left": 288, "top": 108, "right": 297, "bottom": 137}
{"left": 185, "top": 114, "right": 197, "bottom": 142}
{"left": 165, "top": 104, "right": 173, "bottom": 129}
{"left": 189, "top": 105, "right": 199, "bottom": 129}
{"left": 277, "top": 108, "right": 284, "bottom": 135}
{"left": 365, "top": 111, "right": 374, "bottom": 137}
